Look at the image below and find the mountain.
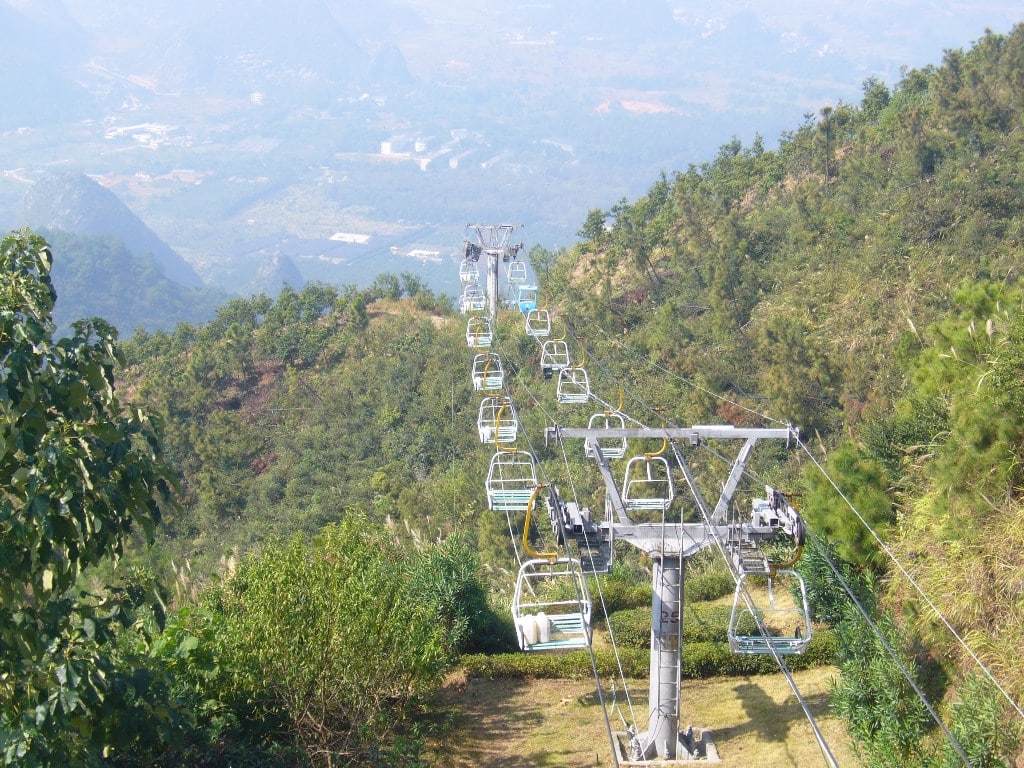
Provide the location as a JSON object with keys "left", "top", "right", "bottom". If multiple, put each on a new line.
{"left": 246, "top": 251, "right": 304, "bottom": 296}
{"left": 42, "top": 230, "right": 228, "bottom": 335}
{"left": 20, "top": 172, "right": 205, "bottom": 288}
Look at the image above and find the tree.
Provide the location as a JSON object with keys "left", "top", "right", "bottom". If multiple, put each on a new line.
{"left": 0, "top": 231, "right": 176, "bottom": 765}
{"left": 193, "top": 516, "right": 468, "bottom": 766}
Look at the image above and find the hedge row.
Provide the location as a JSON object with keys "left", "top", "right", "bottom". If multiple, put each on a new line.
{"left": 606, "top": 604, "right": 760, "bottom": 648}
{"left": 460, "top": 627, "right": 836, "bottom": 680}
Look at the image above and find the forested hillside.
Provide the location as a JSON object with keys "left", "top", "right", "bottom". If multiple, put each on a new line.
{"left": 5, "top": 23, "right": 1024, "bottom": 768}
{"left": 551, "top": 24, "right": 1024, "bottom": 766}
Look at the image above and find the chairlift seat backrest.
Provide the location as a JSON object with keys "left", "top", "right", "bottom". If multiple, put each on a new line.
{"left": 556, "top": 367, "right": 590, "bottom": 404}
{"left": 525, "top": 308, "right": 551, "bottom": 337}
{"left": 477, "top": 396, "right": 518, "bottom": 444}
{"left": 622, "top": 454, "right": 674, "bottom": 511}
{"left": 466, "top": 316, "right": 493, "bottom": 349}
{"left": 485, "top": 451, "right": 538, "bottom": 512}
{"left": 507, "top": 260, "right": 528, "bottom": 283}
{"left": 584, "top": 411, "right": 628, "bottom": 459}
{"left": 728, "top": 569, "right": 812, "bottom": 656}
{"left": 459, "top": 259, "right": 479, "bottom": 284}
{"left": 472, "top": 352, "right": 504, "bottom": 392}
{"left": 517, "top": 285, "right": 538, "bottom": 314}
{"left": 540, "top": 339, "right": 571, "bottom": 370}
{"left": 512, "top": 557, "right": 593, "bottom": 652}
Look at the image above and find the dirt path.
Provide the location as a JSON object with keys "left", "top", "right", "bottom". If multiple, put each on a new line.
{"left": 428, "top": 669, "right": 856, "bottom": 767}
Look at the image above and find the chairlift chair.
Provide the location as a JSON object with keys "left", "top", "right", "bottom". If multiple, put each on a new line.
{"left": 471, "top": 352, "right": 504, "bottom": 392}
{"left": 459, "top": 258, "right": 479, "bottom": 285}
{"left": 512, "top": 557, "right": 593, "bottom": 652}
{"left": 517, "top": 285, "right": 538, "bottom": 314}
{"left": 556, "top": 366, "right": 590, "bottom": 404}
{"left": 466, "top": 316, "right": 493, "bottom": 349}
{"left": 728, "top": 569, "right": 812, "bottom": 655}
{"left": 525, "top": 308, "right": 551, "bottom": 338}
{"left": 459, "top": 284, "right": 486, "bottom": 315}
{"left": 506, "top": 260, "right": 528, "bottom": 283}
{"left": 621, "top": 454, "right": 675, "bottom": 511}
{"left": 540, "top": 339, "right": 571, "bottom": 371}
{"left": 485, "top": 450, "right": 538, "bottom": 512}
{"left": 584, "top": 411, "right": 628, "bottom": 460}
{"left": 477, "top": 396, "right": 518, "bottom": 444}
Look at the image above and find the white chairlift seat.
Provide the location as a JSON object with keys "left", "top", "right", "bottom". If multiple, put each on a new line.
{"left": 556, "top": 367, "right": 590, "bottom": 404}
{"left": 540, "top": 339, "right": 571, "bottom": 371}
{"left": 622, "top": 454, "right": 675, "bottom": 511}
{"left": 506, "top": 260, "right": 528, "bottom": 283}
{"left": 459, "top": 258, "right": 480, "bottom": 284}
{"left": 459, "top": 284, "right": 486, "bottom": 315}
{"left": 584, "top": 411, "right": 628, "bottom": 459}
{"left": 525, "top": 308, "right": 551, "bottom": 338}
{"left": 517, "top": 285, "right": 538, "bottom": 314}
{"left": 512, "top": 557, "right": 593, "bottom": 652}
{"left": 728, "top": 570, "right": 813, "bottom": 655}
{"left": 477, "top": 396, "right": 518, "bottom": 444}
{"left": 466, "top": 316, "right": 493, "bottom": 349}
{"left": 486, "top": 450, "right": 538, "bottom": 512}
{"left": 472, "top": 352, "right": 504, "bottom": 392}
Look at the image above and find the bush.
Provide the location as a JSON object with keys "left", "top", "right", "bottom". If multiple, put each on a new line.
{"left": 460, "top": 628, "right": 836, "bottom": 680}
{"left": 684, "top": 569, "right": 736, "bottom": 603}
{"left": 607, "top": 604, "right": 761, "bottom": 649}
{"left": 179, "top": 516, "right": 467, "bottom": 767}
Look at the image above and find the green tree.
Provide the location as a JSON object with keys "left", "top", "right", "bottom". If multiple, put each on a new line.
{"left": 0, "top": 231, "right": 177, "bottom": 765}
{"left": 193, "top": 516, "right": 467, "bottom": 766}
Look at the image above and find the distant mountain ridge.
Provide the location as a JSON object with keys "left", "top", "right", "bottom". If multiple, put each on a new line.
{"left": 42, "top": 229, "right": 229, "bottom": 336}
{"left": 21, "top": 172, "right": 204, "bottom": 288}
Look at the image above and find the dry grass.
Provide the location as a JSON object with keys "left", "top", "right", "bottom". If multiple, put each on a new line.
{"left": 428, "top": 667, "right": 857, "bottom": 767}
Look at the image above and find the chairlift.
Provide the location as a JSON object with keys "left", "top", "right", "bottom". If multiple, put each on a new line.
{"left": 466, "top": 316, "right": 493, "bottom": 349}
{"left": 459, "top": 258, "right": 479, "bottom": 284}
{"left": 459, "top": 284, "right": 485, "bottom": 315}
{"left": 471, "top": 352, "right": 504, "bottom": 392}
{"left": 556, "top": 366, "right": 590, "bottom": 404}
{"left": 728, "top": 569, "right": 812, "bottom": 655}
{"left": 525, "top": 308, "right": 551, "bottom": 338}
{"left": 485, "top": 450, "right": 538, "bottom": 512}
{"left": 477, "top": 396, "right": 518, "bottom": 444}
{"left": 517, "top": 285, "right": 538, "bottom": 314}
{"left": 622, "top": 449, "right": 674, "bottom": 512}
{"left": 507, "top": 260, "right": 528, "bottom": 283}
{"left": 584, "top": 411, "right": 628, "bottom": 459}
{"left": 540, "top": 339, "right": 571, "bottom": 371}
{"left": 512, "top": 557, "right": 593, "bottom": 652}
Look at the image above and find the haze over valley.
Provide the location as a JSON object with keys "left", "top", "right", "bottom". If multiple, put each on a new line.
{"left": 2, "top": 0, "right": 1022, "bottom": 322}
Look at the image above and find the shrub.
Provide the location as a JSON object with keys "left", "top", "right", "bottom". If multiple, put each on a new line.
{"left": 460, "top": 628, "right": 836, "bottom": 680}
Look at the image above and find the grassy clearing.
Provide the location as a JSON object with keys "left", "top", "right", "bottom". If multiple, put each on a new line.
{"left": 428, "top": 666, "right": 856, "bottom": 767}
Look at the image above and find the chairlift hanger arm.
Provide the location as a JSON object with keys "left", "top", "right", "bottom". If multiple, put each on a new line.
{"left": 710, "top": 437, "right": 757, "bottom": 525}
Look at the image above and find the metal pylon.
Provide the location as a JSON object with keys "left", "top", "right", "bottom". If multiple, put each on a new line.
{"left": 548, "top": 423, "right": 798, "bottom": 762}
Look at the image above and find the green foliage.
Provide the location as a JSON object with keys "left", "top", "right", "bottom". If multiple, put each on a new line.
{"left": 607, "top": 604, "right": 758, "bottom": 649}
{"left": 0, "top": 231, "right": 178, "bottom": 765}
{"left": 797, "top": 540, "right": 874, "bottom": 626}
{"left": 461, "top": 629, "right": 835, "bottom": 680}
{"left": 937, "top": 674, "right": 1021, "bottom": 768}
{"left": 182, "top": 516, "right": 471, "bottom": 767}
{"left": 800, "top": 442, "right": 894, "bottom": 566}
{"left": 831, "top": 608, "right": 931, "bottom": 767}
